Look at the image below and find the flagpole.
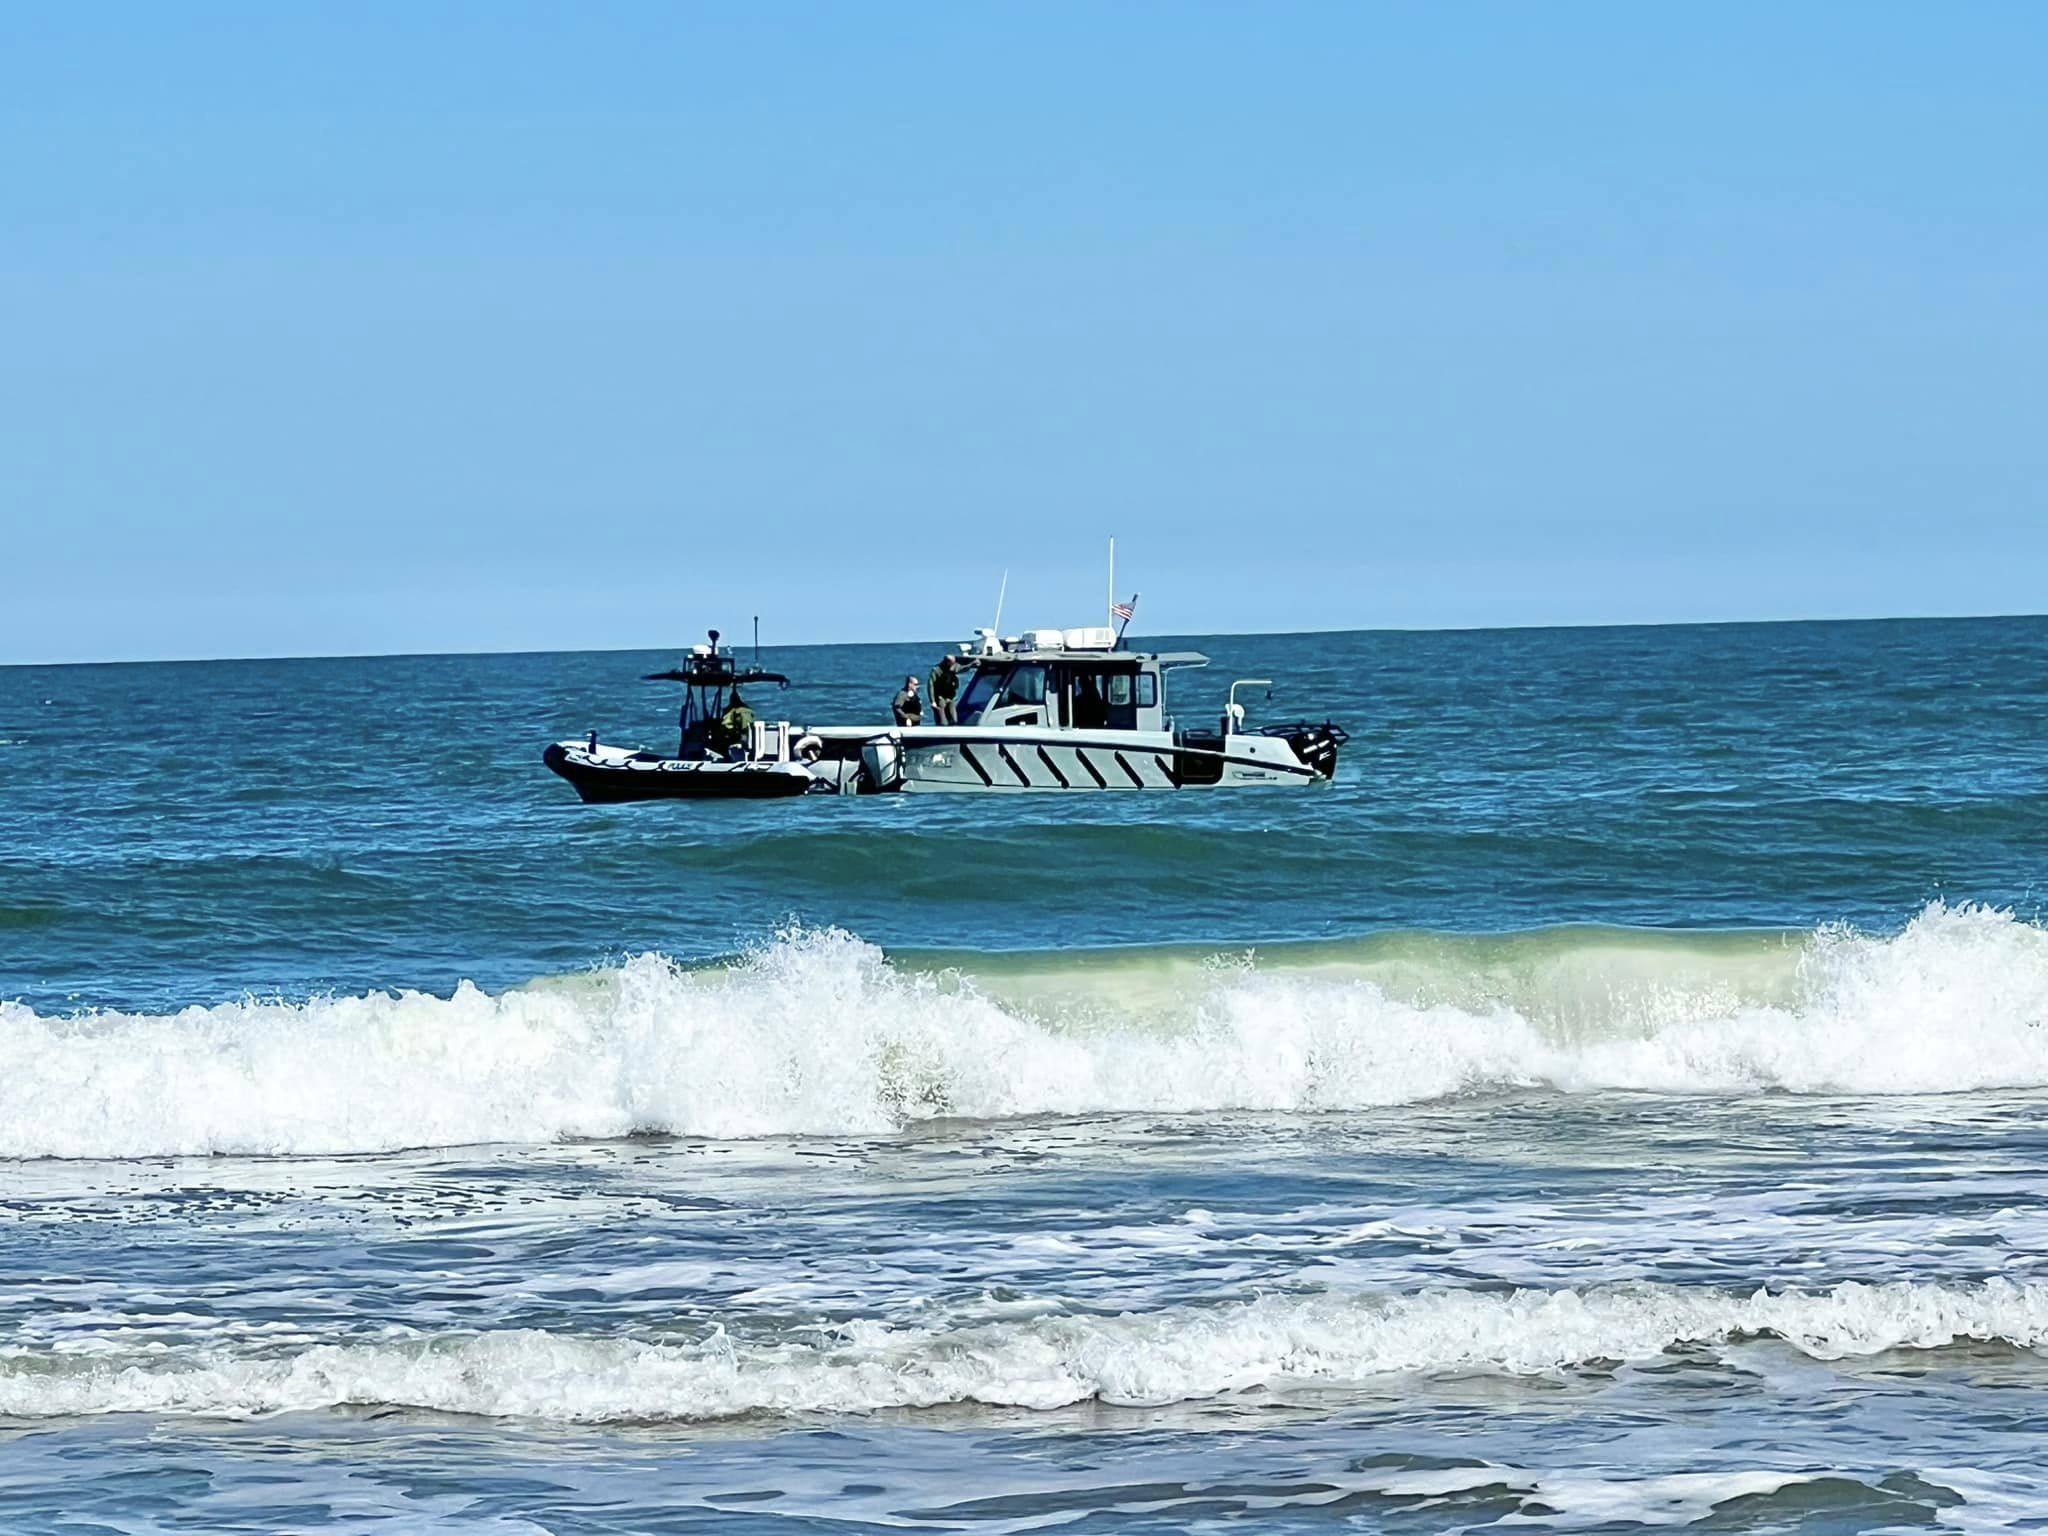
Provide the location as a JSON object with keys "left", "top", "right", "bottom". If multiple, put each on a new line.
{"left": 1107, "top": 536, "right": 1115, "bottom": 629}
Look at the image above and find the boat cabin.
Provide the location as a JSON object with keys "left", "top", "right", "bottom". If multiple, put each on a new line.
{"left": 952, "top": 628, "right": 1206, "bottom": 733}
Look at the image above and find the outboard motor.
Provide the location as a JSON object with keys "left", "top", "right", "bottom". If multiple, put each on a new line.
{"left": 859, "top": 736, "right": 905, "bottom": 793}
{"left": 1285, "top": 723, "right": 1348, "bottom": 780}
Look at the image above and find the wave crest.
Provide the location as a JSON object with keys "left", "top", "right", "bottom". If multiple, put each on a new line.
{"left": 4, "top": 902, "right": 2047, "bottom": 1159}
{"left": 4, "top": 1279, "right": 2045, "bottom": 1422}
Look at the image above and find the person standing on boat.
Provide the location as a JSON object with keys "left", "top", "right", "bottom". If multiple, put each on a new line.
{"left": 928, "top": 654, "right": 960, "bottom": 725}
{"left": 892, "top": 676, "right": 922, "bottom": 726}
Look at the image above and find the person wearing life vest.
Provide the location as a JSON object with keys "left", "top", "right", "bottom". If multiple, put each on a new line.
{"left": 892, "top": 676, "right": 923, "bottom": 726}
{"left": 928, "top": 654, "right": 961, "bottom": 725}
{"left": 714, "top": 689, "right": 754, "bottom": 758}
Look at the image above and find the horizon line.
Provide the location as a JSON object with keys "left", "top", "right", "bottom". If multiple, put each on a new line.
{"left": 5, "top": 606, "right": 2044, "bottom": 670}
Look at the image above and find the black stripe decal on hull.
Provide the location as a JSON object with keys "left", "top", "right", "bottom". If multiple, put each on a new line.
{"left": 996, "top": 744, "right": 1032, "bottom": 786}
{"left": 958, "top": 745, "right": 995, "bottom": 786}
{"left": 1076, "top": 750, "right": 1109, "bottom": 788}
{"left": 1035, "top": 747, "right": 1072, "bottom": 788}
{"left": 1114, "top": 752, "right": 1146, "bottom": 788}
{"left": 1154, "top": 754, "right": 1181, "bottom": 787}
{"left": 897, "top": 734, "right": 1320, "bottom": 780}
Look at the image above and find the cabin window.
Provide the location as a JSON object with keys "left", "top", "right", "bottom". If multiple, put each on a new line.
{"left": 1136, "top": 673, "right": 1157, "bottom": 709}
{"left": 1002, "top": 665, "right": 1047, "bottom": 707}
{"left": 956, "top": 665, "right": 1008, "bottom": 720}
{"left": 1065, "top": 667, "right": 1140, "bottom": 730}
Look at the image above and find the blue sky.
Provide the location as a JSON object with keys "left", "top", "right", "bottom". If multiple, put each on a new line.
{"left": 3, "top": 3, "right": 2043, "bottom": 663}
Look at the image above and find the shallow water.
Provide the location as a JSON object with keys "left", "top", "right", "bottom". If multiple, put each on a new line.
{"left": 3, "top": 617, "right": 2047, "bottom": 1530}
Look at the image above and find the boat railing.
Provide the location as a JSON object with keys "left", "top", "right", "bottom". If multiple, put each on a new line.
{"left": 1225, "top": 679, "right": 1273, "bottom": 735}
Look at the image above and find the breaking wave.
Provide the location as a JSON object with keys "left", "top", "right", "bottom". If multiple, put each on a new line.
{"left": 4, "top": 902, "right": 2047, "bottom": 1159}
{"left": 4, "top": 1278, "right": 2046, "bottom": 1422}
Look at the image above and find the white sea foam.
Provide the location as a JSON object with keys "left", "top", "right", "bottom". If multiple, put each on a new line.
{"left": 4, "top": 902, "right": 2047, "bottom": 1159}
{"left": 0, "top": 1278, "right": 2043, "bottom": 1422}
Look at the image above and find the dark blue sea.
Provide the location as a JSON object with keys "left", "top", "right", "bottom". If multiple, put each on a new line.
{"left": 3, "top": 616, "right": 2048, "bottom": 1532}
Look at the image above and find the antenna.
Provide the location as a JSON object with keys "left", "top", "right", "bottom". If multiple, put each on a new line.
{"left": 753, "top": 614, "right": 760, "bottom": 666}
{"left": 993, "top": 569, "right": 1009, "bottom": 638}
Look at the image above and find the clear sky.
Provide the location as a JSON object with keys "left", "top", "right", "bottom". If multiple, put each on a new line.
{"left": 3, "top": 3, "right": 2043, "bottom": 663}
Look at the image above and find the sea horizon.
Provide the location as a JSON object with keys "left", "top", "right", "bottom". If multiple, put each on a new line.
{"left": 8, "top": 603, "right": 2046, "bottom": 671}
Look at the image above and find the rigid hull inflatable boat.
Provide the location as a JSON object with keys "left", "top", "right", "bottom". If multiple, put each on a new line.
{"left": 541, "top": 639, "right": 814, "bottom": 801}
{"left": 540, "top": 739, "right": 817, "bottom": 801}
{"left": 545, "top": 625, "right": 1345, "bottom": 801}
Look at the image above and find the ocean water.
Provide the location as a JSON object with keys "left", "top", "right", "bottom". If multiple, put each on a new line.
{"left": 2, "top": 615, "right": 2047, "bottom": 1532}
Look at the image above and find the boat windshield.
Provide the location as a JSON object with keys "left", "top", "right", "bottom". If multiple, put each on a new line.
{"left": 956, "top": 664, "right": 1006, "bottom": 720}
{"left": 956, "top": 662, "right": 1046, "bottom": 720}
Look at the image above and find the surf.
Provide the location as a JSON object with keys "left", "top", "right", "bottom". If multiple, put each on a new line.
{"left": 2, "top": 1277, "right": 2045, "bottom": 1422}
{"left": 3, "top": 901, "right": 2045, "bottom": 1160}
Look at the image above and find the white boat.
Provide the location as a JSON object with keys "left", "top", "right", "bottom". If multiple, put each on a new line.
{"left": 548, "top": 624, "right": 1344, "bottom": 801}
{"left": 795, "top": 626, "right": 1344, "bottom": 793}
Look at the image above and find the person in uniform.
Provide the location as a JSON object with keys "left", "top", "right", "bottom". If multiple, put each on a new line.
{"left": 928, "top": 654, "right": 960, "bottom": 725}
{"left": 892, "top": 675, "right": 922, "bottom": 726}
{"left": 715, "top": 689, "right": 754, "bottom": 758}
{"left": 1073, "top": 672, "right": 1107, "bottom": 729}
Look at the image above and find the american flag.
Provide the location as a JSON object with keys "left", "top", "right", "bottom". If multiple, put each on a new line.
{"left": 1111, "top": 598, "right": 1136, "bottom": 623}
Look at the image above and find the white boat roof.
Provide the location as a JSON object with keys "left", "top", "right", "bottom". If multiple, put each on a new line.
{"left": 964, "top": 626, "right": 1206, "bottom": 668}
{"left": 971, "top": 647, "right": 1208, "bottom": 668}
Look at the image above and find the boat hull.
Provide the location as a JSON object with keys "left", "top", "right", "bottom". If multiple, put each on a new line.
{"left": 545, "top": 721, "right": 1343, "bottom": 801}
{"left": 846, "top": 725, "right": 1338, "bottom": 793}
{"left": 542, "top": 742, "right": 817, "bottom": 802}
